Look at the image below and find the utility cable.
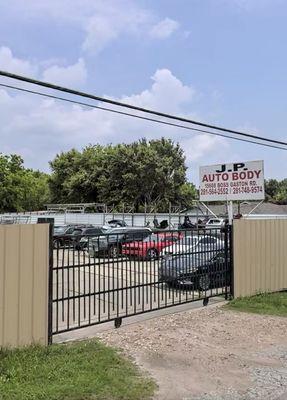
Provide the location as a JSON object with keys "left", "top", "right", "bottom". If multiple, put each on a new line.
{"left": 1, "top": 82, "right": 286, "bottom": 151}
{"left": 0, "top": 69, "right": 286, "bottom": 147}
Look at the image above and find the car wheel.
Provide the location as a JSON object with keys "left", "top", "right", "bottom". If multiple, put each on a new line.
{"left": 109, "top": 245, "right": 119, "bottom": 258}
{"left": 198, "top": 274, "right": 210, "bottom": 291}
{"left": 165, "top": 281, "right": 175, "bottom": 289}
{"left": 53, "top": 239, "right": 60, "bottom": 249}
{"left": 146, "top": 248, "right": 158, "bottom": 260}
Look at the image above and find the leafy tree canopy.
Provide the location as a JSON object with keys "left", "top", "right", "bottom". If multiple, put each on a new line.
{"left": 0, "top": 154, "right": 50, "bottom": 212}
{"left": 49, "top": 138, "right": 197, "bottom": 211}
{"left": 265, "top": 178, "right": 287, "bottom": 204}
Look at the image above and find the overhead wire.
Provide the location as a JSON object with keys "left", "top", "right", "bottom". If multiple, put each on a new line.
{"left": 0, "top": 69, "right": 287, "bottom": 148}
{"left": 0, "top": 82, "right": 286, "bottom": 151}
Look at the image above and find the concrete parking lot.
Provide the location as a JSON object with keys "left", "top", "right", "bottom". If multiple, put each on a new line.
{"left": 52, "top": 249, "right": 226, "bottom": 334}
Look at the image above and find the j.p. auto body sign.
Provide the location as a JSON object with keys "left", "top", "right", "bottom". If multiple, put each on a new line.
{"left": 199, "top": 160, "right": 265, "bottom": 201}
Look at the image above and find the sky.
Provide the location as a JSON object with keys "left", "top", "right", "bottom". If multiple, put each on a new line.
{"left": 0, "top": 0, "right": 287, "bottom": 185}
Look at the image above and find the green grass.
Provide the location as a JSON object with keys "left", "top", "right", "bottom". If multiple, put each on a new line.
{"left": 227, "top": 291, "right": 287, "bottom": 317}
{"left": 0, "top": 340, "right": 156, "bottom": 400}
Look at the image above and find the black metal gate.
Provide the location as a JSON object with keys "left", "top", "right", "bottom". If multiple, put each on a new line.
{"left": 48, "top": 225, "right": 232, "bottom": 343}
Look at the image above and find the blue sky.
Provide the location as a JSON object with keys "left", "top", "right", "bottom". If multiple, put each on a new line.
{"left": 0, "top": 0, "right": 286, "bottom": 185}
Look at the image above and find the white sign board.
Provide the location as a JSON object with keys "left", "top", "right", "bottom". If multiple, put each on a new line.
{"left": 199, "top": 160, "right": 265, "bottom": 201}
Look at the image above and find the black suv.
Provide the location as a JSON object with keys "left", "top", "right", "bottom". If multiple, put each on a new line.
{"left": 88, "top": 227, "right": 152, "bottom": 258}
{"left": 53, "top": 224, "right": 95, "bottom": 248}
{"left": 73, "top": 227, "right": 108, "bottom": 250}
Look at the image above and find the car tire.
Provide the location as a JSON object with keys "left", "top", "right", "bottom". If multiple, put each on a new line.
{"left": 89, "top": 251, "right": 96, "bottom": 258}
{"left": 146, "top": 248, "right": 158, "bottom": 260}
{"left": 198, "top": 274, "right": 211, "bottom": 291}
{"left": 109, "top": 245, "right": 119, "bottom": 258}
{"left": 53, "top": 239, "right": 60, "bottom": 249}
{"left": 165, "top": 281, "right": 175, "bottom": 289}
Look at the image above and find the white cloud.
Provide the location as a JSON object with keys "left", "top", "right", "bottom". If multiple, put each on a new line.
{"left": 0, "top": 47, "right": 38, "bottom": 76}
{"left": 82, "top": 2, "right": 151, "bottom": 53}
{"left": 183, "top": 135, "right": 228, "bottom": 163}
{"left": 0, "top": 46, "right": 87, "bottom": 88}
{"left": 42, "top": 58, "right": 87, "bottom": 87}
{"left": 0, "top": 65, "right": 228, "bottom": 181}
{"left": 120, "top": 69, "right": 194, "bottom": 113}
{"left": 2, "top": 0, "right": 180, "bottom": 54}
{"left": 83, "top": 16, "right": 119, "bottom": 53}
{"left": 149, "top": 18, "right": 179, "bottom": 39}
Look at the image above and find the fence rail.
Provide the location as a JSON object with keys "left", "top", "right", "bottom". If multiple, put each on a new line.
{"left": 0, "top": 211, "right": 208, "bottom": 227}
{"left": 49, "top": 226, "right": 232, "bottom": 340}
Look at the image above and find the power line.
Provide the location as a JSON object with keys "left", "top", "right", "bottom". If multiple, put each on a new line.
{"left": 0, "top": 69, "right": 286, "bottom": 148}
{"left": 1, "top": 82, "right": 287, "bottom": 151}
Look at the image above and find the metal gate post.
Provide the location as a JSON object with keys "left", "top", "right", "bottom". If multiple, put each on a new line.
{"left": 48, "top": 222, "right": 54, "bottom": 345}
{"left": 229, "top": 224, "right": 234, "bottom": 299}
{"left": 224, "top": 224, "right": 233, "bottom": 300}
{"left": 224, "top": 224, "right": 229, "bottom": 300}
{"left": 37, "top": 218, "right": 54, "bottom": 345}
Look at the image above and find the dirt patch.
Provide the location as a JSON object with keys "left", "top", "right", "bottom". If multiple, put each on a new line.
{"left": 97, "top": 304, "right": 287, "bottom": 400}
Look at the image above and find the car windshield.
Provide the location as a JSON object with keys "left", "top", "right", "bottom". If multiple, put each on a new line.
{"left": 177, "top": 236, "right": 198, "bottom": 246}
{"left": 54, "top": 226, "right": 68, "bottom": 234}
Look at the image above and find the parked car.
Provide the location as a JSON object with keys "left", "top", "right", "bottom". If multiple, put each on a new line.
{"left": 74, "top": 227, "right": 109, "bottom": 250}
{"left": 53, "top": 224, "right": 94, "bottom": 248}
{"left": 205, "top": 218, "right": 225, "bottom": 230}
{"left": 107, "top": 219, "right": 128, "bottom": 227}
{"left": 53, "top": 225, "right": 76, "bottom": 248}
{"left": 121, "top": 232, "right": 182, "bottom": 260}
{"left": 160, "top": 234, "right": 224, "bottom": 257}
{"left": 158, "top": 250, "right": 230, "bottom": 290}
{"left": 88, "top": 227, "right": 152, "bottom": 258}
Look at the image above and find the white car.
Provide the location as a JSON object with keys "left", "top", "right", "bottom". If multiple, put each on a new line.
{"left": 205, "top": 218, "right": 225, "bottom": 229}
{"left": 160, "top": 235, "right": 224, "bottom": 257}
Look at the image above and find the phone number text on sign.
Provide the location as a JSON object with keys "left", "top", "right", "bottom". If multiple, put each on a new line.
{"left": 199, "top": 160, "right": 265, "bottom": 201}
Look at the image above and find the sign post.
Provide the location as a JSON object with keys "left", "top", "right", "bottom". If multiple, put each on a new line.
{"left": 227, "top": 201, "right": 233, "bottom": 224}
{"left": 199, "top": 160, "right": 265, "bottom": 222}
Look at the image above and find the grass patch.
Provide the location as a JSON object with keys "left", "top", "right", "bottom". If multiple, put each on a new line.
{"left": 0, "top": 340, "right": 156, "bottom": 400}
{"left": 227, "top": 291, "right": 287, "bottom": 317}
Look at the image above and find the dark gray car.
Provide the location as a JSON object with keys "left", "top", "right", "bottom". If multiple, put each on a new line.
{"left": 88, "top": 227, "right": 152, "bottom": 258}
{"left": 74, "top": 227, "right": 109, "bottom": 250}
{"left": 158, "top": 250, "right": 230, "bottom": 290}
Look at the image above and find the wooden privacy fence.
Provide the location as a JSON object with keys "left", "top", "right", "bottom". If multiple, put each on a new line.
{"left": 233, "top": 219, "right": 287, "bottom": 298}
{"left": 0, "top": 224, "right": 49, "bottom": 347}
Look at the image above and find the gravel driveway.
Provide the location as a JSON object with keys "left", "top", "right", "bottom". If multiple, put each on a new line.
{"left": 98, "top": 304, "right": 287, "bottom": 400}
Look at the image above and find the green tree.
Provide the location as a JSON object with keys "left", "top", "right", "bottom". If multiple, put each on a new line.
{"left": 49, "top": 138, "right": 195, "bottom": 211}
{"left": 274, "top": 179, "right": 287, "bottom": 204}
{"left": 0, "top": 154, "right": 50, "bottom": 212}
{"left": 265, "top": 179, "right": 280, "bottom": 201}
{"left": 22, "top": 170, "right": 51, "bottom": 210}
{"left": 177, "top": 182, "right": 198, "bottom": 209}
{"left": 264, "top": 178, "right": 287, "bottom": 204}
{"left": 49, "top": 149, "right": 82, "bottom": 202}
